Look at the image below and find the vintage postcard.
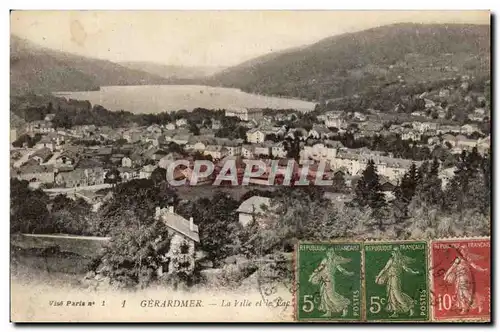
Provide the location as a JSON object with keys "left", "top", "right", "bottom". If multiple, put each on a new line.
{"left": 9, "top": 10, "right": 491, "bottom": 323}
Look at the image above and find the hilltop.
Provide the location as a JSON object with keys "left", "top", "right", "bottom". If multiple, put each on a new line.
{"left": 205, "top": 23, "right": 490, "bottom": 101}
{"left": 10, "top": 35, "right": 170, "bottom": 95}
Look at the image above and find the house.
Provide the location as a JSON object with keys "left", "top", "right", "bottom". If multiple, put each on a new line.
{"left": 44, "top": 113, "right": 56, "bottom": 121}
{"left": 439, "top": 167, "right": 457, "bottom": 190}
{"left": 147, "top": 134, "right": 167, "bottom": 148}
{"left": 241, "top": 145, "right": 254, "bottom": 159}
{"left": 171, "top": 134, "right": 191, "bottom": 145}
{"left": 34, "top": 135, "right": 57, "bottom": 151}
{"left": 122, "top": 157, "right": 132, "bottom": 168}
{"left": 211, "top": 120, "right": 222, "bottom": 130}
{"left": 175, "top": 118, "right": 188, "bottom": 127}
{"left": 379, "top": 176, "right": 398, "bottom": 201}
{"left": 158, "top": 152, "right": 183, "bottom": 170}
{"left": 271, "top": 142, "right": 287, "bottom": 158}
{"left": 71, "top": 190, "right": 106, "bottom": 211}
{"left": 424, "top": 99, "right": 436, "bottom": 109}
{"left": 146, "top": 124, "right": 162, "bottom": 134}
{"left": 460, "top": 124, "right": 481, "bottom": 135}
{"left": 55, "top": 152, "right": 78, "bottom": 167}
{"left": 185, "top": 137, "right": 208, "bottom": 152}
{"left": 144, "top": 148, "right": 169, "bottom": 161}
{"left": 27, "top": 120, "right": 55, "bottom": 134}
{"left": 117, "top": 167, "right": 138, "bottom": 182}
{"left": 477, "top": 136, "right": 491, "bottom": 155}
{"left": 286, "top": 128, "right": 308, "bottom": 141}
{"left": 411, "top": 111, "right": 426, "bottom": 117}
{"left": 236, "top": 196, "right": 271, "bottom": 227}
{"left": 122, "top": 130, "right": 142, "bottom": 143}
{"left": 353, "top": 112, "right": 367, "bottom": 121}
{"left": 439, "top": 89, "right": 450, "bottom": 98}
{"left": 401, "top": 129, "right": 422, "bottom": 141}
{"left": 163, "top": 130, "right": 177, "bottom": 142}
{"left": 330, "top": 152, "right": 418, "bottom": 181}
{"left": 164, "top": 123, "right": 176, "bottom": 130}
{"left": 301, "top": 142, "right": 338, "bottom": 162}
{"left": 359, "top": 122, "right": 384, "bottom": 137}
{"left": 139, "top": 164, "right": 156, "bottom": 179}
{"left": 30, "top": 147, "right": 53, "bottom": 164}
{"left": 253, "top": 143, "right": 271, "bottom": 157}
{"left": 95, "top": 147, "right": 113, "bottom": 158}
{"left": 437, "top": 109, "right": 447, "bottom": 119}
{"left": 437, "top": 125, "right": 462, "bottom": 135}
{"left": 55, "top": 167, "right": 105, "bottom": 188}
{"left": 199, "top": 128, "right": 215, "bottom": 137}
{"left": 225, "top": 108, "right": 263, "bottom": 121}
{"left": 412, "top": 122, "right": 440, "bottom": 133}
{"left": 246, "top": 128, "right": 266, "bottom": 144}
{"left": 308, "top": 125, "right": 331, "bottom": 139}
{"left": 204, "top": 145, "right": 226, "bottom": 160}
{"left": 325, "top": 116, "right": 347, "bottom": 129}
{"left": 110, "top": 153, "right": 126, "bottom": 165}
{"left": 222, "top": 142, "right": 242, "bottom": 157}
{"left": 155, "top": 206, "right": 199, "bottom": 276}
{"left": 15, "top": 164, "right": 55, "bottom": 184}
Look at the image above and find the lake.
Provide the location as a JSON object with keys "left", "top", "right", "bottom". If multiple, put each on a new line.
{"left": 53, "top": 85, "right": 316, "bottom": 114}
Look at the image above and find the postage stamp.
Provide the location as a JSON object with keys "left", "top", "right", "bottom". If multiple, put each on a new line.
{"left": 430, "top": 238, "right": 491, "bottom": 322}
{"left": 295, "top": 242, "right": 362, "bottom": 321}
{"left": 363, "top": 241, "right": 429, "bottom": 322}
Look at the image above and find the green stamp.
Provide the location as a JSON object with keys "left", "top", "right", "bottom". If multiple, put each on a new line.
{"left": 363, "top": 241, "right": 429, "bottom": 322}
{"left": 295, "top": 242, "right": 362, "bottom": 321}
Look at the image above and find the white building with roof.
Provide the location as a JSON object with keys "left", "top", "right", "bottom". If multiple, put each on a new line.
{"left": 155, "top": 206, "right": 199, "bottom": 276}
{"left": 225, "top": 108, "right": 263, "bottom": 121}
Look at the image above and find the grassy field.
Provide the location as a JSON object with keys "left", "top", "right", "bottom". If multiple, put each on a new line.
{"left": 11, "top": 233, "right": 109, "bottom": 258}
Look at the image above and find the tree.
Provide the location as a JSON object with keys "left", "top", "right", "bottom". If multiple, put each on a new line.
{"left": 150, "top": 167, "right": 167, "bottom": 186}
{"left": 51, "top": 195, "right": 96, "bottom": 235}
{"left": 98, "top": 179, "right": 178, "bottom": 235}
{"left": 353, "top": 160, "right": 385, "bottom": 208}
{"left": 393, "top": 163, "right": 419, "bottom": 221}
{"left": 177, "top": 192, "right": 240, "bottom": 265}
{"left": 188, "top": 121, "right": 200, "bottom": 135}
{"left": 421, "top": 158, "right": 443, "bottom": 206}
{"left": 331, "top": 171, "right": 346, "bottom": 193}
{"left": 10, "top": 178, "right": 52, "bottom": 234}
{"left": 100, "top": 210, "right": 172, "bottom": 288}
{"left": 104, "top": 168, "right": 122, "bottom": 187}
{"left": 353, "top": 160, "right": 386, "bottom": 227}
{"left": 443, "top": 149, "right": 486, "bottom": 218}
{"left": 284, "top": 137, "right": 301, "bottom": 161}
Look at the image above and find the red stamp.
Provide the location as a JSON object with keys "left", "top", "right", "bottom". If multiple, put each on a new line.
{"left": 430, "top": 238, "right": 491, "bottom": 321}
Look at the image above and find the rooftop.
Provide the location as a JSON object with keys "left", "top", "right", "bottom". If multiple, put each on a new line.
{"left": 155, "top": 207, "right": 199, "bottom": 243}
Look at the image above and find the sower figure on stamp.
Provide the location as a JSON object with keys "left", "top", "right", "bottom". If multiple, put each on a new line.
{"left": 308, "top": 249, "right": 354, "bottom": 317}
{"left": 375, "top": 247, "right": 419, "bottom": 318}
{"left": 444, "top": 246, "right": 488, "bottom": 314}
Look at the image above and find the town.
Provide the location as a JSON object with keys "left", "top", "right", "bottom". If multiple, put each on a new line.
{"left": 11, "top": 76, "right": 490, "bottom": 197}
{"left": 10, "top": 72, "right": 491, "bottom": 291}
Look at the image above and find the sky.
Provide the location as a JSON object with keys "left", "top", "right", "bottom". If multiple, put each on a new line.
{"left": 10, "top": 10, "right": 490, "bottom": 68}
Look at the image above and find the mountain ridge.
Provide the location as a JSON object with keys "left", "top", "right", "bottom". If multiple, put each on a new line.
{"left": 204, "top": 23, "right": 491, "bottom": 101}
{"left": 119, "top": 61, "right": 224, "bottom": 80}
{"left": 10, "top": 35, "right": 171, "bottom": 95}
